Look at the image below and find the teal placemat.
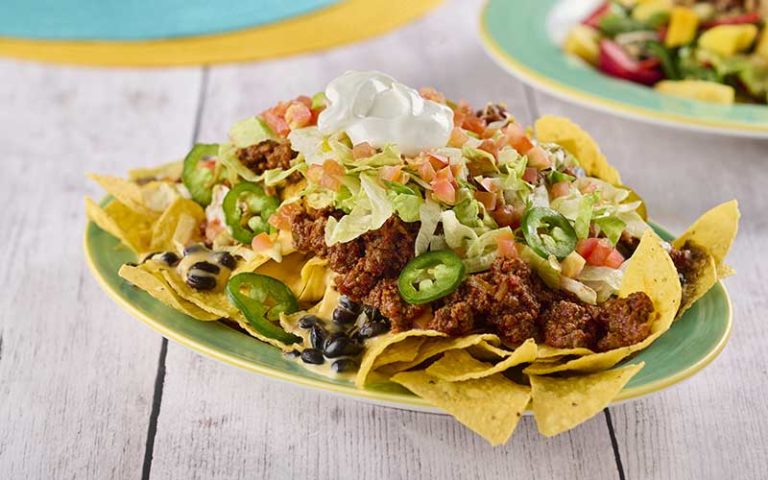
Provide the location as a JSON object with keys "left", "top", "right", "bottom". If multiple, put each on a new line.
{"left": 0, "top": 0, "right": 339, "bottom": 41}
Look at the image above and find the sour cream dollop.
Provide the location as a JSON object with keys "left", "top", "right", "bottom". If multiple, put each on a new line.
{"left": 317, "top": 71, "right": 454, "bottom": 156}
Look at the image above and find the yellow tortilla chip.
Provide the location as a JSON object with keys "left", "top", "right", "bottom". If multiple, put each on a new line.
{"left": 119, "top": 264, "right": 219, "bottom": 321}
{"left": 308, "top": 278, "right": 342, "bottom": 320}
{"left": 88, "top": 173, "right": 157, "bottom": 217}
{"left": 526, "top": 230, "right": 680, "bottom": 374}
{"left": 355, "top": 330, "right": 447, "bottom": 387}
{"left": 673, "top": 200, "right": 739, "bottom": 269}
{"left": 536, "top": 344, "right": 594, "bottom": 359}
{"left": 139, "top": 181, "right": 184, "bottom": 212}
{"left": 376, "top": 333, "right": 501, "bottom": 376}
{"left": 254, "top": 253, "right": 309, "bottom": 297}
{"left": 85, "top": 197, "right": 153, "bottom": 253}
{"left": 530, "top": 362, "right": 644, "bottom": 437}
{"left": 425, "top": 339, "right": 537, "bottom": 382}
{"left": 534, "top": 115, "right": 621, "bottom": 186}
{"left": 128, "top": 161, "right": 183, "bottom": 182}
{"left": 392, "top": 371, "right": 531, "bottom": 446}
{"left": 297, "top": 257, "right": 330, "bottom": 304}
{"left": 149, "top": 197, "right": 205, "bottom": 251}
{"left": 678, "top": 253, "right": 718, "bottom": 316}
{"left": 467, "top": 341, "right": 517, "bottom": 361}
{"left": 372, "top": 337, "right": 427, "bottom": 369}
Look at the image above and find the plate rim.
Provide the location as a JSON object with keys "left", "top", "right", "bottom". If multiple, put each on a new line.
{"left": 478, "top": 0, "right": 768, "bottom": 138}
{"left": 83, "top": 218, "right": 732, "bottom": 411}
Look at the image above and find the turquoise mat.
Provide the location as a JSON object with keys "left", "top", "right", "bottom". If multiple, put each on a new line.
{"left": 0, "top": 0, "right": 339, "bottom": 41}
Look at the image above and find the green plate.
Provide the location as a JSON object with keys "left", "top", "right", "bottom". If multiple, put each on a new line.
{"left": 84, "top": 210, "right": 732, "bottom": 412}
{"left": 479, "top": 0, "right": 768, "bottom": 138}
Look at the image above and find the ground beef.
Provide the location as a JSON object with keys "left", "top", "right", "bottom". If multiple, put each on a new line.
{"left": 289, "top": 208, "right": 422, "bottom": 328}
{"left": 595, "top": 292, "right": 654, "bottom": 351}
{"left": 429, "top": 256, "right": 655, "bottom": 351}
{"left": 237, "top": 139, "right": 300, "bottom": 181}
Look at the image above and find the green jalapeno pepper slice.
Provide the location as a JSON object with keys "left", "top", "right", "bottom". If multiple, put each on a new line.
{"left": 521, "top": 206, "right": 577, "bottom": 260}
{"left": 223, "top": 182, "right": 280, "bottom": 244}
{"left": 182, "top": 143, "right": 219, "bottom": 206}
{"left": 398, "top": 250, "right": 465, "bottom": 305}
{"left": 226, "top": 273, "right": 301, "bottom": 344}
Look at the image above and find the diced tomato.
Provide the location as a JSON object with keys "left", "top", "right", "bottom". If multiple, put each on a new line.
{"left": 295, "top": 95, "right": 312, "bottom": 108}
{"left": 481, "top": 127, "right": 498, "bottom": 139}
{"left": 454, "top": 101, "right": 486, "bottom": 135}
{"left": 201, "top": 159, "right": 217, "bottom": 171}
{"left": 307, "top": 160, "right": 344, "bottom": 191}
{"left": 263, "top": 109, "right": 289, "bottom": 137}
{"left": 419, "top": 86, "right": 447, "bottom": 104}
{"left": 478, "top": 139, "right": 499, "bottom": 159}
{"left": 352, "top": 142, "right": 376, "bottom": 159}
{"left": 435, "top": 165, "right": 454, "bottom": 183}
{"left": 550, "top": 181, "right": 571, "bottom": 199}
{"left": 418, "top": 160, "right": 436, "bottom": 182}
{"left": 526, "top": 146, "right": 551, "bottom": 170}
{"left": 449, "top": 163, "right": 463, "bottom": 179}
{"left": 480, "top": 177, "right": 500, "bottom": 192}
{"left": 496, "top": 231, "right": 519, "bottom": 259}
{"left": 448, "top": 127, "right": 470, "bottom": 147}
{"left": 604, "top": 248, "right": 625, "bottom": 269}
{"left": 426, "top": 152, "right": 449, "bottom": 170}
{"left": 284, "top": 102, "right": 312, "bottom": 129}
{"left": 490, "top": 204, "right": 524, "bottom": 229}
{"left": 702, "top": 12, "right": 762, "bottom": 28}
{"left": 380, "top": 165, "right": 404, "bottom": 183}
{"left": 268, "top": 203, "right": 300, "bottom": 231}
{"left": 522, "top": 167, "right": 540, "bottom": 184}
{"left": 251, "top": 232, "right": 274, "bottom": 252}
{"left": 577, "top": 238, "right": 624, "bottom": 268}
{"left": 582, "top": 2, "right": 611, "bottom": 29}
{"left": 505, "top": 123, "right": 534, "bottom": 154}
{"left": 432, "top": 180, "right": 456, "bottom": 204}
{"left": 474, "top": 191, "right": 498, "bottom": 211}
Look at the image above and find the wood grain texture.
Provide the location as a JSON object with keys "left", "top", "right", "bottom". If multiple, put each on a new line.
{"left": 150, "top": 1, "right": 620, "bottom": 479}
{"left": 0, "top": 60, "right": 203, "bottom": 478}
{"left": 533, "top": 91, "right": 768, "bottom": 479}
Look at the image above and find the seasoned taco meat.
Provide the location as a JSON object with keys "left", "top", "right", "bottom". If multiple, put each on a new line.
{"left": 540, "top": 300, "right": 600, "bottom": 349}
{"left": 595, "top": 292, "right": 654, "bottom": 351}
{"left": 237, "top": 139, "right": 299, "bottom": 181}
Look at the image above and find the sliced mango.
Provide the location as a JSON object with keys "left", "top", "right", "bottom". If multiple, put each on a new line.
{"left": 665, "top": 7, "right": 699, "bottom": 48}
{"left": 563, "top": 25, "right": 600, "bottom": 65}
{"left": 699, "top": 24, "right": 759, "bottom": 56}
{"left": 631, "top": 0, "right": 673, "bottom": 22}
{"left": 655, "top": 80, "right": 735, "bottom": 104}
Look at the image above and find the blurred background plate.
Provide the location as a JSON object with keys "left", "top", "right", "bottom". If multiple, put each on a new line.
{"left": 479, "top": 0, "right": 768, "bottom": 138}
{"left": 85, "top": 205, "right": 732, "bottom": 413}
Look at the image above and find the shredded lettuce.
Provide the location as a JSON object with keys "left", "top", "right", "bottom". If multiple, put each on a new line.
{"left": 593, "top": 216, "right": 626, "bottom": 245}
{"left": 415, "top": 199, "right": 442, "bottom": 256}
{"left": 454, "top": 189, "right": 481, "bottom": 227}
{"left": 520, "top": 246, "right": 561, "bottom": 289}
{"left": 229, "top": 116, "right": 275, "bottom": 147}
{"left": 462, "top": 227, "right": 513, "bottom": 273}
{"left": 575, "top": 194, "right": 597, "bottom": 239}
{"left": 389, "top": 190, "right": 423, "bottom": 222}
{"left": 324, "top": 174, "right": 393, "bottom": 245}
{"left": 288, "top": 127, "right": 353, "bottom": 166}
{"left": 263, "top": 163, "right": 305, "bottom": 186}
{"left": 441, "top": 210, "right": 478, "bottom": 249}
{"left": 349, "top": 145, "right": 402, "bottom": 167}
{"left": 462, "top": 145, "right": 499, "bottom": 176}
{"left": 560, "top": 277, "right": 597, "bottom": 304}
{"left": 577, "top": 265, "right": 624, "bottom": 303}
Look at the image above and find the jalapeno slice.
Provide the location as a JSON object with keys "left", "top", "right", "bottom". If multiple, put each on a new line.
{"left": 226, "top": 273, "right": 301, "bottom": 344}
{"left": 223, "top": 182, "right": 280, "bottom": 244}
{"left": 521, "top": 206, "right": 577, "bottom": 260}
{"left": 182, "top": 143, "right": 219, "bottom": 206}
{"left": 398, "top": 250, "right": 465, "bottom": 305}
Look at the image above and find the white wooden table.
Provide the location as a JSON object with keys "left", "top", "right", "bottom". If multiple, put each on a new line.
{"left": 1, "top": 1, "right": 767, "bottom": 478}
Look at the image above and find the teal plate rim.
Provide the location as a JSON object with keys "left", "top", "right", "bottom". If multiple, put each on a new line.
{"left": 84, "top": 209, "right": 732, "bottom": 411}
{"left": 479, "top": 0, "right": 768, "bottom": 138}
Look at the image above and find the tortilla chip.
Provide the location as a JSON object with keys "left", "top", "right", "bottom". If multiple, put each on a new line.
{"left": 128, "top": 161, "right": 183, "bottom": 182}
{"left": 525, "top": 230, "right": 680, "bottom": 374}
{"left": 467, "top": 341, "right": 517, "bottom": 361}
{"left": 297, "top": 257, "right": 330, "bottom": 304}
{"left": 530, "top": 362, "right": 644, "bottom": 437}
{"left": 673, "top": 200, "right": 739, "bottom": 270}
{"left": 119, "top": 264, "right": 219, "bottom": 321}
{"left": 253, "top": 254, "right": 310, "bottom": 297}
{"left": 308, "top": 279, "right": 342, "bottom": 320}
{"left": 139, "top": 181, "right": 184, "bottom": 212}
{"left": 376, "top": 333, "right": 501, "bottom": 376}
{"left": 85, "top": 197, "right": 153, "bottom": 253}
{"left": 534, "top": 115, "right": 621, "bottom": 186}
{"left": 372, "top": 337, "right": 427, "bottom": 369}
{"left": 355, "top": 330, "right": 447, "bottom": 387}
{"left": 391, "top": 371, "right": 531, "bottom": 446}
{"left": 536, "top": 344, "right": 594, "bottom": 359}
{"left": 149, "top": 197, "right": 205, "bottom": 251}
{"left": 88, "top": 174, "right": 157, "bottom": 217}
{"left": 171, "top": 213, "right": 202, "bottom": 252}
{"left": 425, "top": 339, "right": 537, "bottom": 382}
{"left": 678, "top": 252, "right": 718, "bottom": 316}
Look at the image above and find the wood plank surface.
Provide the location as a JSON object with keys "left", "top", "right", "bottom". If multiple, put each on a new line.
{"left": 0, "top": 61, "right": 203, "bottom": 478}
{"left": 533, "top": 91, "right": 768, "bottom": 479}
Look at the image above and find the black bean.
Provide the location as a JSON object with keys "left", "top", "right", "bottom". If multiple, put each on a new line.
{"left": 214, "top": 251, "right": 236, "bottom": 269}
{"left": 358, "top": 319, "right": 391, "bottom": 339}
{"left": 363, "top": 305, "right": 383, "bottom": 322}
{"left": 299, "top": 315, "right": 321, "bottom": 329}
{"left": 283, "top": 349, "right": 300, "bottom": 359}
{"left": 190, "top": 261, "right": 220, "bottom": 274}
{"left": 332, "top": 306, "right": 358, "bottom": 326}
{"left": 310, "top": 324, "right": 326, "bottom": 350}
{"left": 156, "top": 251, "right": 180, "bottom": 266}
{"left": 186, "top": 273, "right": 217, "bottom": 291}
{"left": 331, "top": 358, "right": 358, "bottom": 373}
{"left": 183, "top": 244, "right": 207, "bottom": 255}
{"left": 300, "top": 348, "right": 325, "bottom": 365}
{"left": 324, "top": 333, "right": 362, "bottom": 358}
{"left": 339, "top": 296, "right": 362, "bottom": 315}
